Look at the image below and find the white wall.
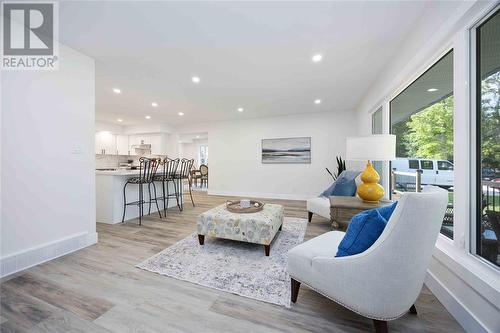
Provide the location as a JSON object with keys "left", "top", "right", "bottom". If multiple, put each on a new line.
{"left": 1, "top": 44, "right": 96, "bottom": 277}
{"left": 354, "top": 2, "right": 500, "bottom": 332}
{"left": 177, "top": 111, "right": 358, "bottom": 200}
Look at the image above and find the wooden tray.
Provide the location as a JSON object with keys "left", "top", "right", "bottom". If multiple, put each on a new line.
{"left": 226, "top": 200, "right": 265, "bottom": 213}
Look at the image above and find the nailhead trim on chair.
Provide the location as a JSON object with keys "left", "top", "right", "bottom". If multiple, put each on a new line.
{"left": 289, "top": 275, "right": 408, "bottom": 321}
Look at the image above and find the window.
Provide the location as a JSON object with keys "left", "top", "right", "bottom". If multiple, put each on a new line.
{"left": 421, "top": 160, "right": 434, "bottom": 170}
{"left": 475, "top": 8, "right": 499, "bottom": 267}
{"left": 438, "top": 161, "right": 454, "bottom": 171}
{"left": 199, "top": 145, "right": 208, "bottom": 165}
{"left": 409, "top": 160, "right": 419, "bottom": 169}
{"left": 390, "top": 50, "right": 454, "bottom": 238}
{"left": 371, "top": 107, "right": 384, "bottom": 187}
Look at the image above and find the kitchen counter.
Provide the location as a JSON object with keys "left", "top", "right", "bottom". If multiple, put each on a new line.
{"left": 95, "top": 169, "right": 143, "bottom": 176}
{"left": 96, "top": 170, "right": 182, "bottom": 224}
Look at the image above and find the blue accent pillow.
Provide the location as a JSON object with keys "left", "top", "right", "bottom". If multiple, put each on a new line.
{"left": 335, "top": 202, "right": 398, "bottom": 257}
{"left": 320, "top": 170, "right": 359, "bottom": 197}
{"left": 377, "top": 202, "right": 398, "bottom": 221}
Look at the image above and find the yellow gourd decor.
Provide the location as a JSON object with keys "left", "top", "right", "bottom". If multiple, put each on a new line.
{"left": 357, "top": 161, "right": 384, "bottom": 203}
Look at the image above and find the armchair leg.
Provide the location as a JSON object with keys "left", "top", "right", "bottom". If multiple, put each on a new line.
{"left": 308, "top": 211, "right": 313, "bottom": 222}
{"left": 291, "top": 278, "right": 301, "bottom": 303}
{"left": 409, "top": 304, "right": 417, "bottom": 315}
{"left": 373, "top": 320, "right": 388, "bottom": 333}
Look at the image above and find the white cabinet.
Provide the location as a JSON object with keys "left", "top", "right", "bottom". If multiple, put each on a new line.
{"left": 116, "top": 135, "right": 130, "bottom": 155}
{"left": 150, "top": 134, "right": 163, "bottom": 155}
{"left": 95, "top": 132, "right": 116, "bottom": 155}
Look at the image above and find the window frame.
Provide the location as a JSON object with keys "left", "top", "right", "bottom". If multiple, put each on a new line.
{"left": 470, "top": 5, "right": 500, "bottom": 269}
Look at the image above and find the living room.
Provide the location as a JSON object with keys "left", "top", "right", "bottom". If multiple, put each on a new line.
{"left": 1, "top": 1, "right": 499, "bottom": 333}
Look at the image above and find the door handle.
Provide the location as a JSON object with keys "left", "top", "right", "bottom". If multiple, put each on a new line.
{"left": 436, "top": 170, "right": 439, "bottom": 174}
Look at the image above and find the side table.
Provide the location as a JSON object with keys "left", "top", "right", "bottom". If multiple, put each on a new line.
{"left": 329, "top": 196, "right": 393, "bottom": 230}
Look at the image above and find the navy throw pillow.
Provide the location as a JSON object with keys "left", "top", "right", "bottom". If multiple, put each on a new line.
{"left": 320, "top": 170, "right": 359, "bottom": 197}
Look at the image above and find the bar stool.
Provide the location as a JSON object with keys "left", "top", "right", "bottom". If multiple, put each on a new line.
{"left": 175, "top": 158, "right": 195, "bottom": 210}
{"left": 122, "top": 157, "right": 162, "bottom": 225}
{"left": 154, "top": 157, "right": 181, "bottom": 216}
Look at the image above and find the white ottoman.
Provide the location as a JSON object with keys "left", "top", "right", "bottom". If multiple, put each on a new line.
{"left": 197, "top": 203, "right": 284, "bottom": 256}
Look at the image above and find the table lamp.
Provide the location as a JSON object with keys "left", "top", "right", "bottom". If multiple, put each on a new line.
{"left": 346, "top": 135, "right": 396, "bottom": 203}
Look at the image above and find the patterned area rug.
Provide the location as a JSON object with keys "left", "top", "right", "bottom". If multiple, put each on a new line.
{"left": 136, "top": 217, "right": 308, "bottom": 307}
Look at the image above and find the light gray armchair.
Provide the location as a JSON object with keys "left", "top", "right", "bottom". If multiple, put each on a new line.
{"left": 287, "top": 186, "right": 448, "bottom": 333}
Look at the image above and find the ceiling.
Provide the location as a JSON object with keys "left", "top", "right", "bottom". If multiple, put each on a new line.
{"left": 58, "top": 1, "right": 462, "bottom": 126}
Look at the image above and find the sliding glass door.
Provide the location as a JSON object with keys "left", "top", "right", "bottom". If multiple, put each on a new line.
{"left": 475, "top": 8, "right": 499, "bottom": 267}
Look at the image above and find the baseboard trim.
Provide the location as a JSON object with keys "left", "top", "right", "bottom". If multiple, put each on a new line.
{"left": 425, "top": 270, "right": 487, "bottom": 333}
{"left": 207, "top": 190, "right": 310, "bottom": 201}
{"left": 1, "top": 231, "right": 98, "bottom": 278}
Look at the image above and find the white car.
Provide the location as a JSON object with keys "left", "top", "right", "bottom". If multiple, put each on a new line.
{"left": 392, "top": 158, "right": 454, "bottom": 189}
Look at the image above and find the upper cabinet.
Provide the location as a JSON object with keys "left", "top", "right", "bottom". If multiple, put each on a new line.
{"left": 95, "top": 132, "right": 117, "bottom": 155}
{"left": 116, "top": 135, "right": 130, "bottom": 155}
{"left": 95, "top": 132, "right": 168, "bottom": 156}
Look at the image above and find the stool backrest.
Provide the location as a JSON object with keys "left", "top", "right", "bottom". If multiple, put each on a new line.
{"left": 179, "top": 158, "right": 194, "bottom": 179}
{"left": 139, "top": 157, "right": 160, "bottom": 183}
{"left": 161, "top": 157, "right": 180, "bottom": 180}
{"left": 200, "top": 164, "right": 208, "bottom": 176}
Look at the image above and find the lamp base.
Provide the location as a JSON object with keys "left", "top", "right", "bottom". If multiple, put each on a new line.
{"left": 357, "top": 161, "right": 384, "bottom": 203}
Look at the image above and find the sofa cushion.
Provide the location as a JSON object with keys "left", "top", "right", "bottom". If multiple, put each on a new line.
{"left": 306, "top": 197, "right": 331, "bottom": 219}
{"left": 335, "top": 209, "right": 388, "bottom": 257}
{"left": 320, "top": 170, "right": 359, "bottom": 197}
{"left": 288, "top": 231, "right": 345, "bottom": 282}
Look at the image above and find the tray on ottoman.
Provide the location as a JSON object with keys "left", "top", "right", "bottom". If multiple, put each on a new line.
{"left": 197, "top": 203, "right": 284, "bottom": 256}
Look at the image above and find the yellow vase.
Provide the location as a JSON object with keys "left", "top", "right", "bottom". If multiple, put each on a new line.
{"left": 357, "top": 161, "right": 384, "bottom": 203}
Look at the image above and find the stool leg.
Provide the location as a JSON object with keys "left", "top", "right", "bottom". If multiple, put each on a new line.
{"left": 122, "top": 183, "right": 128, "bottom": 223}
{"left": 148, "top": 183, "right": 152, "bottom": 215}
{"left": 188, "top": 178, "right": 195, "bottom": 207}
{"left": 139, "top": 183, "right": 143, "bottom": 226}
{"left": 152, "top": 182, "right": 161, "bottom": 218}
{"left": 162, "top": 180, "right": 167, "bottom": 217}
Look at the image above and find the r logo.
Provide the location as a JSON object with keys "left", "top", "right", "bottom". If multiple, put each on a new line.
{"left": 3, "top": 3, "right": 54, "bottom": 56}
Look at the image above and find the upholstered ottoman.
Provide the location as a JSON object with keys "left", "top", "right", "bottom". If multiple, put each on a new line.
{"left": 197, "top": 203, "right": 284, "bottom": 256}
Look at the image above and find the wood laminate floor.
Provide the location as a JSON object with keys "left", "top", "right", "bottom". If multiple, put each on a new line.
{"left": 1, "top": 191, "right": 464, "bottom": 332}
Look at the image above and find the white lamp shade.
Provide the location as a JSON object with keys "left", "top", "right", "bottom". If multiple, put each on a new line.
{"left": 345, "top": 135, "right": 396, "bottom": 161}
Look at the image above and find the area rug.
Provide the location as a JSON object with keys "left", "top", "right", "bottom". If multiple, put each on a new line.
{"left": 136, "top": 217, "right": 308, "bottom": 307}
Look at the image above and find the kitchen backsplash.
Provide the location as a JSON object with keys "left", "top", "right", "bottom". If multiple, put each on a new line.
{"left": 95, "top": 155, "right": 142, "bottom": 169}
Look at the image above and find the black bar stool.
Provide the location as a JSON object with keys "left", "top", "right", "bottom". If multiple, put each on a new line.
{"left": 175, "top": 158, "right": 195, "bottom": 211}
{"left": 154, "top": 157, "right": 181, "bottom": 216}
{"left": 122, "top": 157, "right": 162, "bottom": 225}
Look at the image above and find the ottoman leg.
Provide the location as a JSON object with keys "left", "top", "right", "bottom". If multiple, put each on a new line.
{"left": 264, "top": 245, "right": 270, "bottom": 256}
{"left": 279, "top": 224, "right": 282, "bottom": 231}
{"left": 198, "top": 234, "right": 205, "bottom": 245}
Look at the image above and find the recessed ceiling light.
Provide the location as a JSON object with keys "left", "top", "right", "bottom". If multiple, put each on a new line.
{"left": 196, "top": 135, "right": 200, "bottom": 139}
{"left": 117, "top": 118, "right": 123, "bottom": 122}
{"left": 192, "top": 76, "right": 201, "bottom": 84}
{"left": 312, "top": 54, "right": 323, "bottom": 63}
{"left": 314, "top": 99, "right": 322, "bottom": 104}
{"left": 145, "top": 115, "right": 151, "bottom": 119}
{"left": 178, "top": 112, "right": 184, "bottom": 116}
{"left": 427, "top": 88, "right": 438, "bottom": 92}
{"left": 113, "top": 88, "right": 121, "bottom": 94}
{"left": 237, "top": 107, "right": 244, "bottom": 112}
{"left": 151, "top": 102, "right": 158, "bottom": 107}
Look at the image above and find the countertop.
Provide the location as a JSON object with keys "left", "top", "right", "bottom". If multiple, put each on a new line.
{"left": 95, "top": 169, "right": 142, "bottom": 176}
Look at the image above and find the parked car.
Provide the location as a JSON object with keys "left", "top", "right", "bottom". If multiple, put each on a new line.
{"left": 482, "top": 168, "right": 496, "bottom": 180}
{"left": 392, "top": 158, "right": 454, "bottom": 189}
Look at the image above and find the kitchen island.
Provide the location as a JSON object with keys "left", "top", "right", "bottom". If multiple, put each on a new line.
{"left": 96, "top": 169, "right": 182, "bottom": 224}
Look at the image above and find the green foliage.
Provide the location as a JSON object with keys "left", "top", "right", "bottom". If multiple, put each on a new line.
{"left": 326, "top": 156, "right": 346, "bottom": 180}
{"left": 480, "top": 72, "right": 500, "bottom": 169}
{"left": 403, "top": 96, "right": 454, "bottom": 161}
